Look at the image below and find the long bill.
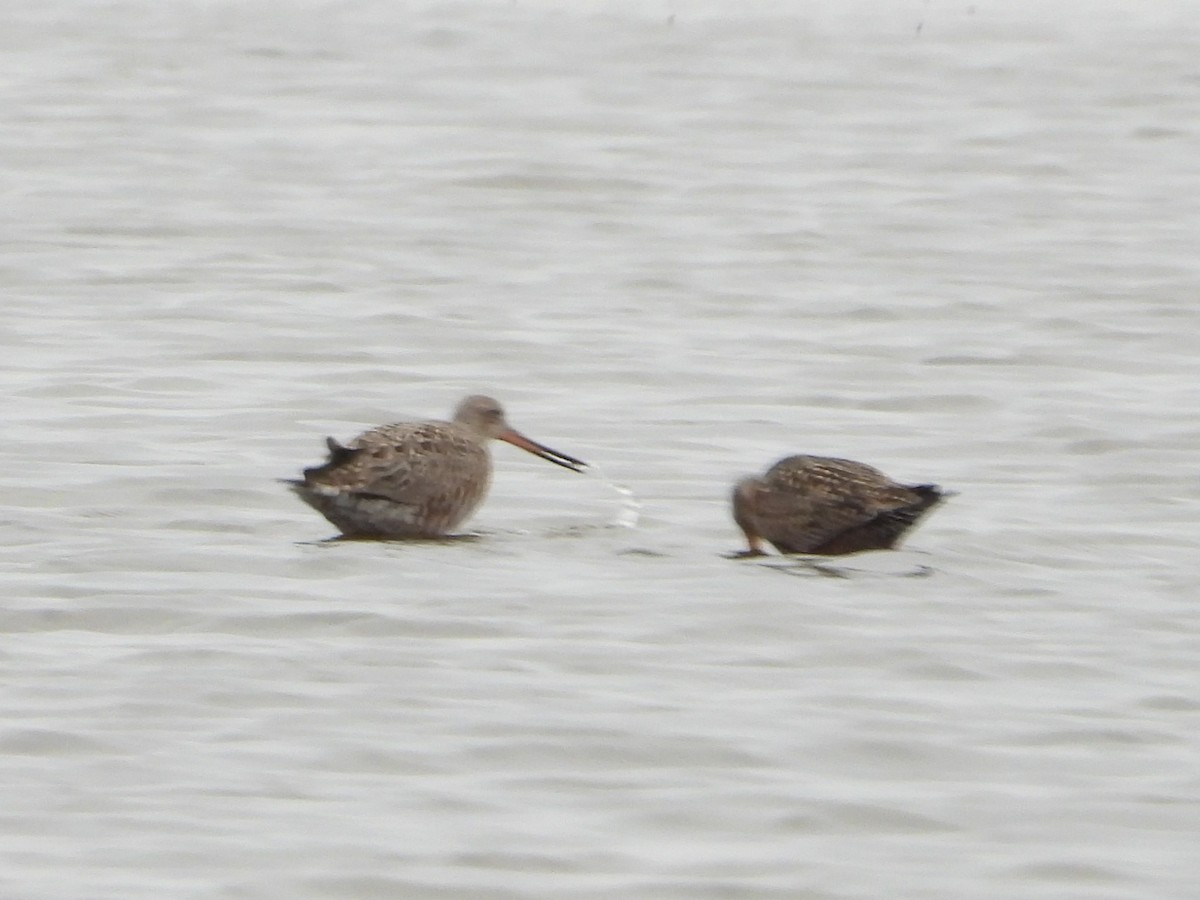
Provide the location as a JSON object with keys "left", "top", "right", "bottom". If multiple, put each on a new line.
{"left": 500, "top": 430, "right": 588, "bottom": 473}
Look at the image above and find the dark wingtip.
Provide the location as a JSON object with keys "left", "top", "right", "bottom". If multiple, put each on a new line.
{"left": 913, "top": 484, "right": 953, "bottom": 503}
{"left": 296, "top": 437, "right": 362, "bottom": 484}
{"left": 323, "top": 437, "right": 360, "bottom": 466}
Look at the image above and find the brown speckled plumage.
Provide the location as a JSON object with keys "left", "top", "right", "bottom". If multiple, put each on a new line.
{"left": 732, "top": 455, "right": 946, "bottom": 556}
{"left": 286, "top": 395, "right": 586, "bottom": 539}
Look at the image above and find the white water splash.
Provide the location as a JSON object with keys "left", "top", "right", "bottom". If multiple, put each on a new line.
{"left": 581, "top": 465, "right": 641, "bottom": 529}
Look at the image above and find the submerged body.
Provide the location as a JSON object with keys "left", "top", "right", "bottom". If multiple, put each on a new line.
{"left": 286, "top": 395, "right": 586, "bottom": 538}
{"left": 732, "top": 455, "right": 946, "bottom": 556}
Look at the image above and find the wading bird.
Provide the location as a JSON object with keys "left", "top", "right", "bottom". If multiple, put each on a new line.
{"left": 732, "top": 455, "right": 946, "bottom": 556}
{"left": 287, "top": 395, "right": 587, "bottom": 539}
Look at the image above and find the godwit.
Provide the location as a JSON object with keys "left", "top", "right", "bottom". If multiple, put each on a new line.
{"left": 286, "top": 395, "right": 587, "bottom": 538}
{"left": 731, "top": 455, "right": 946, "bottom": 557}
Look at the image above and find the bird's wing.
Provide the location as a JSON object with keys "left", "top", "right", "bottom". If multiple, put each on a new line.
{"left": 305, "top": 422, "right": 489, "bottom": 508}
{"left": 756, "top": 456, "right": 919, "bottom": 552}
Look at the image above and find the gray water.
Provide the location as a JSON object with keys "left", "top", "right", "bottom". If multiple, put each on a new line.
{"left": 2, "top": 1, "right": 1199, "bottom": 897}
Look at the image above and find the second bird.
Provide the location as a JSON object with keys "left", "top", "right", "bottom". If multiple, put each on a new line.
{"left": 287, "top": 395, "right": 587, "bottom": 539}
{"left": 732, "top": 455, "right": 946, "bottom": 557}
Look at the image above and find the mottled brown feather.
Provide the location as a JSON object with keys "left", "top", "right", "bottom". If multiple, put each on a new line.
{"left": 286, "top": 395, "right": 585, "bottom": 539}
{"left": 300, "top": 421, "right": 491, "bottom": 537}
{"left": 733, "top": 455, "right": 946, "bottom": 556}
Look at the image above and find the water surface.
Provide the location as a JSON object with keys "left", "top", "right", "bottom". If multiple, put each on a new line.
{"left": 2, "top": 2, "right": 1198, "bottom": 897}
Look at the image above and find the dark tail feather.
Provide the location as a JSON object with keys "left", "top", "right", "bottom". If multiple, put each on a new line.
{"left": 300, "top": 437, "right": 361, "bottom": 483}
{"left": 812, "top": 484, "right": 949, "bottom": 555}
{"left": 907, "top": 484, "right": 947, "bottom": 514}
{"left": 880, "top": 484, "right": 947, "bottom": 531}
